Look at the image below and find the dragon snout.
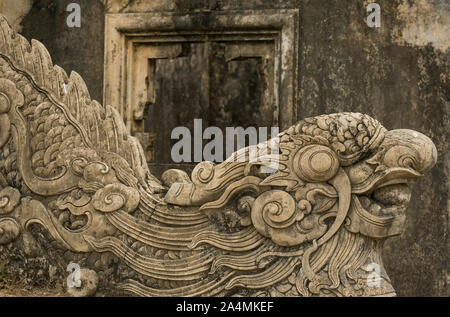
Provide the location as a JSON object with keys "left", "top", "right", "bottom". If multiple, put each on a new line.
{"left": 383, "top": 129, "right": 437, "bottom": 175}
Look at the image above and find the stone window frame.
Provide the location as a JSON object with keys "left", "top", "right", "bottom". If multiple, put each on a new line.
{"left": 103, "top": 9, "right": 299, "bottom": 134}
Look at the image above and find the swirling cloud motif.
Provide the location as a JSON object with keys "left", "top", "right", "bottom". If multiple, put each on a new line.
{"left": 251, "top": 190, "right": 328, "bottom": 247}
{"left": 0, "top": 187, "right": 21, "bottom": 215}
{"left": 92, "top": 183, "right": 140, "bottom": 213}
{"left": 0, "top": 217, "right": 20, "bottom": 244}
{"left": 252, "top": 190, "right": 301, "bottom": 246}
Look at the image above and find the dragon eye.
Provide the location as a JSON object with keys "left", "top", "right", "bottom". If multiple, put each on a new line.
{"left": 293, "top": 145, "right": 339, "bottom": 182}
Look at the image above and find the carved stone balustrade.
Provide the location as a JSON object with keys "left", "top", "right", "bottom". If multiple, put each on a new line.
{"left": 0, "top": 16, "right": 437, "bottom": 297}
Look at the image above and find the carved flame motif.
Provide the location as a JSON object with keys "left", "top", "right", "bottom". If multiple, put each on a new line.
{"left": 0, "top": 15, "right": 437, "bottom": 297}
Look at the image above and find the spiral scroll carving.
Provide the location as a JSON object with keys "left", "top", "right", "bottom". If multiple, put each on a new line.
{"left": 191, "top": 161, "right": 215, "bottom": 185}
{"left": 251, "top": 190, "right": 326, "bottom": 247}
{"left": 0, "top": 187, "right": 21, "bottom": 215}
{"left": 0, "top": 217, "right": 20, "bottom": 244}
{"left": 92, "top": 183, "right": 140, "bottom": 213}
{"left": 293, "top": 145, "right": 339, "bottom": 182}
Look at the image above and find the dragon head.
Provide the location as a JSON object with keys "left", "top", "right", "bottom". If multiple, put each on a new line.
{"left": 345, "top": 128, "right": 437, "bottom": 238}
{"left": 163, "top": 112, "right": 437, "bottom": 296}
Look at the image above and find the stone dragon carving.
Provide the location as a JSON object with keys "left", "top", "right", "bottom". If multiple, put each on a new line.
{"left": 0, "top": 16, "right": 437, "bottom": 297}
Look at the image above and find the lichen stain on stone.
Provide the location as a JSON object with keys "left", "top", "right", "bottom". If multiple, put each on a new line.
{"left": 0, "top": 0, "right": 33, "bottom": 32}
{"left": 394, "top": 0, "right": 450, "bottom": 53}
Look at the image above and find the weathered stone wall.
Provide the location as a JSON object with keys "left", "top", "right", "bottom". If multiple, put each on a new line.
{"left": 1, "top": 0, "right": 448, "bottom": 296}
{"left": 18, "top": 0, "right": 105, "bottom": 103}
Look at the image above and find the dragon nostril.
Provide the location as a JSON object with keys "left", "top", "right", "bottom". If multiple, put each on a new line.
{"left": 383, "top": 145, "right": 421, "bottom": 171}
{"left": 399, "top": 155, "right": 417, "bottom": 170}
